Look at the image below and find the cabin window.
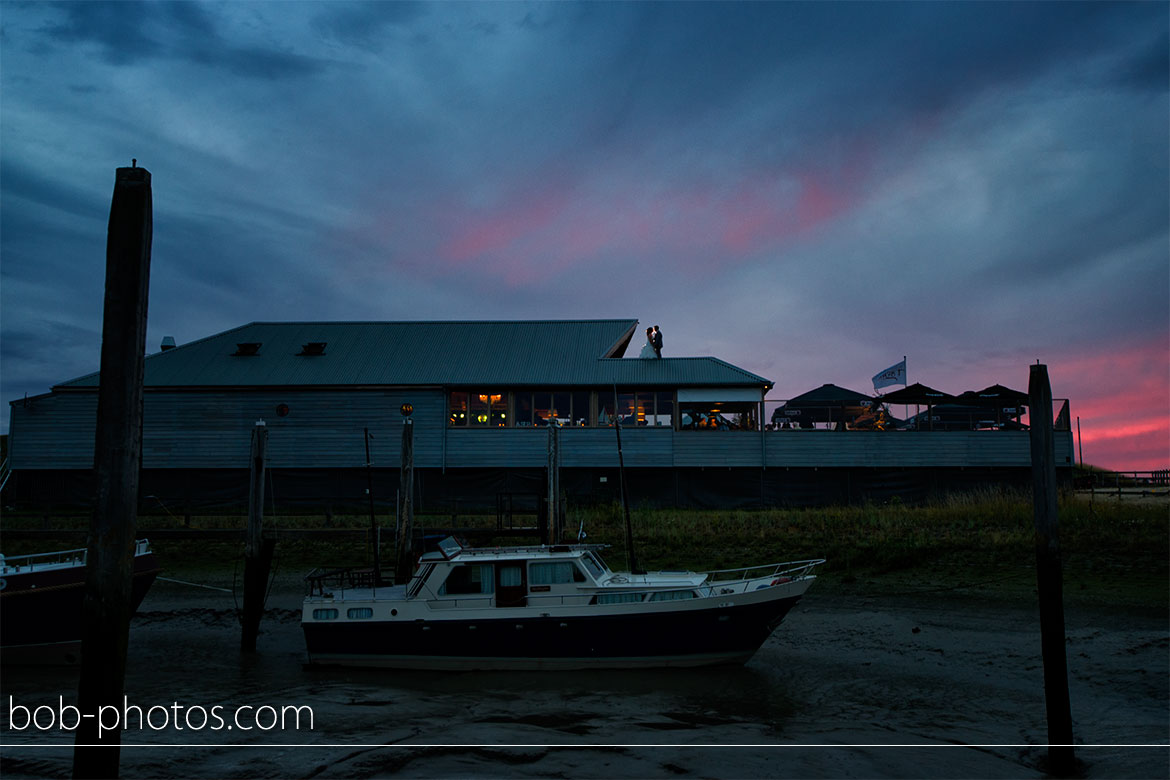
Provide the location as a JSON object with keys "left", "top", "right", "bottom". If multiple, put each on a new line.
{"left": 595, "top": 592, "right": 645, "bottom": 604}
{"left": 498, "top": 564, "right": 523, "bottom": 588}
{"left": 312, "top": 608, "right": 339, "bottom": 620}
{"left": 347, "top": 607, "right": 373, "bottom": 619}
{"left": 530, "top": 561, "right": 586, "bottom": 585}
{"left": 438, "top": 564, "right": 495, "bottom": 595}
{"left": 648, "top": 590, "right": 697, "bottom": 601}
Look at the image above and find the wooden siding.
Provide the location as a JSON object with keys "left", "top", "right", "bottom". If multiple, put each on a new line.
{"left": 674, "top": 431, "right": 764, "bottom": 467}
{"left": 10, "top": 390, "right": 1073, "bottom": 472}
{"left": 8, "top": 393, "right": 99, "bottom": 469}
{"left": 763, "top": 430, "right": 1070, "bottom": 468}
{"left": 10, "top": 389, "right": 447, "bottom": 470}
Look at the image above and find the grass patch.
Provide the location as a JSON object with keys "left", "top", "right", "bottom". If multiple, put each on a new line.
{"left": 3, "top": 491, "right": 1165, "bottom": 609}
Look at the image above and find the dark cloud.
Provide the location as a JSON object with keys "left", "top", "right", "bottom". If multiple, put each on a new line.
{"left": 1109, "top": 31, "right": 1170, "bottom": 93}
{"left": 311, "top": 1, "right": 424, "bottom": 50}
{"left": 39, "top": 1, "right": 327, "bottom": 79}
{"left": 0, "top": 1, "right": 1165, "bottom": 467}
{"left": 0, "top": 157, "right": 105, "bottom": 222}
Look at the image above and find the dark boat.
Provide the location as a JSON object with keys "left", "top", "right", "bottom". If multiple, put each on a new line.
{"left": 302, "top": 536, "right": 822, "bottom": 670}
{"left": 0, "top": 539, "right": 161, "bottom": 664}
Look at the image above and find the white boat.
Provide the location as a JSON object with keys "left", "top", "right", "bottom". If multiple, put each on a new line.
{"left": 302, "top": 536, "right": 822, "bottom": 670}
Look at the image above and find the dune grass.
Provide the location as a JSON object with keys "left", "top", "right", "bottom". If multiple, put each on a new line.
{"left": 4, "top": 489, "right": 1166, "bottom": 607}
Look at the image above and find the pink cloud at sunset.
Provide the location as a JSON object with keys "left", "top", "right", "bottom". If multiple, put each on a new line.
{"left": 1048, "top": 338, "right": 1169, "bottom": 471}
{"left": 436, "top": 167, "right": 863, "bottom": 285}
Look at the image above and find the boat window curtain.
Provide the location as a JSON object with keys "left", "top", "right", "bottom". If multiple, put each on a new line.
{"left": 648, "top": 590, "right": 696, "bottom": 601}
{"left": 530, "top": 562, "right": 576, "bottom": 585}
{"left": 596, "top": 592, "right": 644, "bottom": 605}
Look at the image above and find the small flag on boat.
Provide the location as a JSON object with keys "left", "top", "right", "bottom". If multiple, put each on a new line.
{"left": 873, "top": 358, "right": 907, "bottom": 391}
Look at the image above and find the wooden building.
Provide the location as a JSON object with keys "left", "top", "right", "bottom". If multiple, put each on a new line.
{"left": 5, "top": 319, "right": 1074, "bottom": 511}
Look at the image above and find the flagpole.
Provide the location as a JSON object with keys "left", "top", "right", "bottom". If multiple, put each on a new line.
{"left": 903, "top": 355, "right": 908, "bottom": 423}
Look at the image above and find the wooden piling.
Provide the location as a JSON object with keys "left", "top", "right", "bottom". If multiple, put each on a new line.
{"left": 240, "top": 421, "right": 273, "bottom": 652}
{"left": 546, "top": 424, "right": 560, "bottom": 544}
{"left": 1028, "top": 363, "right": 1075, "bottom": 776}
{"left": 395, "top": 414, "right": 415, "bottom": 583}
{"left": 73, "top": 164, "right": 152, "bottom": 779}
{"left": 364, "top": 427, "right": 381, "bottom": 583}
{"left": 613, "top": 413, "right": 640, "bottom": 574}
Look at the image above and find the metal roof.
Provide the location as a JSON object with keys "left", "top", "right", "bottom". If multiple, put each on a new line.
{"left": 54, "top": 320, "right": 772, "bottom": 390}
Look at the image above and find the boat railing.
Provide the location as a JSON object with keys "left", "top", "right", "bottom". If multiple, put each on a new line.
{"left": 454, "top": 543, "right": 611, "bottom": 559}
{"left": 0, "top": 539, "right": 152, "bottom": 574}
{"left": 702, "top": 559, "right": 825, "bottom": 583}
{"left": 304, "top": 567, "right": 384, "bottom": 596}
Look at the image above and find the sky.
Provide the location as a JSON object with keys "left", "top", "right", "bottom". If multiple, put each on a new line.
{"left": 1, "top": 1, "right": 1167, "bottom": 471}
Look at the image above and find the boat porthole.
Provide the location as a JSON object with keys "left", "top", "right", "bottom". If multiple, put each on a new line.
{"left": 390, "top": 609, "right": 397, "bottom": 616}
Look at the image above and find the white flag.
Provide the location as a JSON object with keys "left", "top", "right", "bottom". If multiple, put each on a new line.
{"left": 873, "top": 359, "right": 906, "bottom": 391}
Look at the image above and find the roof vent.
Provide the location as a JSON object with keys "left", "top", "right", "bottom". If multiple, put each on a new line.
{"left": 298, "top": 342, "right": 327, "bottom": 356}
{"left": 233, "top": 342, "right": 262, "bottom": 356}
{"left": 160, "top": 336, "right": 177, "bottom": 351}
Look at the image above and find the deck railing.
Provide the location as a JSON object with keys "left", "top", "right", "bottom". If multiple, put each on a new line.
{"left": 1076, "top": 470, "right": 1170, "bottom": 496}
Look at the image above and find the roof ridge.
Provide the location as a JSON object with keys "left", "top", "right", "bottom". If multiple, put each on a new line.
{"left": 244, "top": 319, "right": 638, "bottom": 326}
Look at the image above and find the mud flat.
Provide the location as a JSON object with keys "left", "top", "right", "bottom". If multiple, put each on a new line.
{"left": 1, "top": 572, "right": 1166, "bottom": 779}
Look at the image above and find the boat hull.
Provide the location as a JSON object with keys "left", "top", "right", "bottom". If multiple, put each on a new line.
{"left": 303, "top": 592, "right": 805, "bottom": 671}
{"left": 0, "top": 552, "right": 160, "bottom": 663}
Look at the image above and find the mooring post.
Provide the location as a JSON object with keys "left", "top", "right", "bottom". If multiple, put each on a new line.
{"left": 241, "top": 420, "right": 273, "bottom": 652}
{"left": 364, "top": 427, "right": 381, "bottom": 584}
{"left": 73, "top": 163, "right": 152, "bottom": 779}
{"left": 1028, "top": 363, "right": 1075, "bottom": 776}
{"left": 395, "top": 404, "right": 415, "bottom": 583}
{"left": 547, "top": 424, "right": 560, "bottom": 544}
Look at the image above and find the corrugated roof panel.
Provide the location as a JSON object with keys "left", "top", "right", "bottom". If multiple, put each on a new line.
{"left": 52, "top": 319, "right": 770, "bottom": 390}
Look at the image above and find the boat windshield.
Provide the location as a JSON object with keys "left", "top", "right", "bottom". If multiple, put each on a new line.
{"left": 579, "top": 552, "right": 607, "bottom": 579}
{"left": 437, "top": 536, "right": 463, "bottom": 559}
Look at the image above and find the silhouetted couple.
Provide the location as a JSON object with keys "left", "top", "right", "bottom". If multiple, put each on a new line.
{"left": 641, "top": 325, "right": 663, "bottom": 358}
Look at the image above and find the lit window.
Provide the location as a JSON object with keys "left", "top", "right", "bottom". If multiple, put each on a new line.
{"left": 679, "top": 402, "right": 758, "bottom": 431}
{"left": 449, "top": 392, "right": 469, "bottom": 427}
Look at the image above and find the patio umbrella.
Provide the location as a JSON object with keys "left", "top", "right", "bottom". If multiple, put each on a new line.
{"left": 878, "top": 382, "right": 955, "bottom": 431}
{"left": 956, "top": 384, "right": 1029, "bottom": 406}
{"left": 954, "top": 384, "right": 1029, "bottom": 427}
{"left": 773, "top": 383, "right": 874, "bottom": 427}
{"left": 877, "top": 382, "right": 955, "bottom": 406}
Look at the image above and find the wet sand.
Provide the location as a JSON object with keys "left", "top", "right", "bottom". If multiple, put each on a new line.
{"left": 2, "top": 575, "right": 1166, "bottom": 779}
